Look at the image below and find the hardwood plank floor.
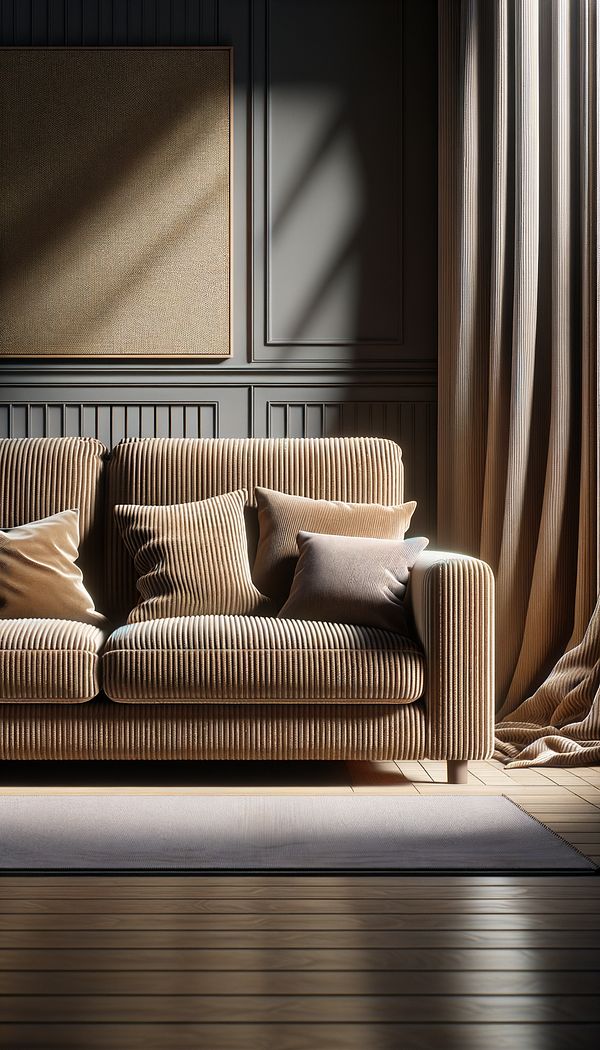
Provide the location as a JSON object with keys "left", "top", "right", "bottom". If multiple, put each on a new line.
{"left": 0, "top": 757, "right": 599, "bottom": 1049}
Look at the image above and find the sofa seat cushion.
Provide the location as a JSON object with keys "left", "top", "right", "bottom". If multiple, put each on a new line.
{"left": 102, "top": 615, "right": 425, "bottom": 704}
{"left": 0, "top": 619, "right": 104, "bottom": 703}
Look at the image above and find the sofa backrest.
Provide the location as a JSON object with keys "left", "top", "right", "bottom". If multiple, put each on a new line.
{"left": 106, "top": 437, "right": 404, "bottom": 624}
{"left": 0, "top": 437, "right": 108, "bottom": 612}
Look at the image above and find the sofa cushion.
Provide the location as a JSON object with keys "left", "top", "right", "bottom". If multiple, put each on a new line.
{"left": 279, "top": 533, "right": 429, "bottom": 633}
{"left": 253, "top": 487, "right": 417, "bottom": 607}
{"left": 0, "top": 509, "right": 107, "bottom": 627}
{"left": 102, "top": 615, "right": 425, "bottom": 704}
{"left": 114, "top": 491, "right": 270, "bottom": 622}
{"left": 0, "top": 619, "right": 105, "bottom": 703}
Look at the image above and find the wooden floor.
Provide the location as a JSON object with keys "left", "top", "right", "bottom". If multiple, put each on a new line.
{"left": 0, "top": 757, "right": 599, "bottom": 1049}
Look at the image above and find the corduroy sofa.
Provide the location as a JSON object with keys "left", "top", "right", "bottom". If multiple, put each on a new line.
{"left": 0, "top": 435, "right": 494, "bottom": 783}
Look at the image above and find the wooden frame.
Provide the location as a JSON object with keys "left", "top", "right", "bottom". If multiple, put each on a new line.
{"left": 0, "top": 47, "right": 233, "bottom": 359}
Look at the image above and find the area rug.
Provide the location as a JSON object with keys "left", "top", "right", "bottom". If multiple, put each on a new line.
{"left": 0, "top": 794, "right": 595, "bottom": 873}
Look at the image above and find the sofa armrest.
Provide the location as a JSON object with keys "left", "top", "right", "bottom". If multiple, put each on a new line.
{"left": 406, "top": 550, "right": 495, "bottom": 761}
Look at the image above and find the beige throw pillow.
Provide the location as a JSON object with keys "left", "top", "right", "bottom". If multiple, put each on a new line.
{"left": 0, "top": 509, "right": 106, "bottom": 627}
{"left": 279, "top": 532, "right": 429, "bottom": 632}
{"left": 115, "top": 490, "right": 269, "bottom": 623}
{"left": 253, "top": 487, "right": 417, "bottom": 607}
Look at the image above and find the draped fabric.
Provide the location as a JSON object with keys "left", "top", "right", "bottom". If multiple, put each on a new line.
{"left": 438, "top": 0, "right": 600, "bottom": 765}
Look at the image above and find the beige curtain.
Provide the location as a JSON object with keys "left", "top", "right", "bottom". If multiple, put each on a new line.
{"left": 438, "top": 0, "right": 600, "bottom": 766}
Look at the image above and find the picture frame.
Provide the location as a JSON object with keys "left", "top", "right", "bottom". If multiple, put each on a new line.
{"left": 0, "top": 46, "right": 233, "bottom": 359}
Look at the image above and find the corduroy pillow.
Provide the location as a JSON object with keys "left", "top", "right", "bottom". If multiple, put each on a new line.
{"left": 115, "top": 490, "right": 270, "bottom": 623}
{"left": 253, "top": 487, "right": 417, "bottom": 607}
{"left": 279, "top": 532, "right": 429, "bottom": 632}
{"left": 0, "top": 509, "right": 107, "bottom": 627}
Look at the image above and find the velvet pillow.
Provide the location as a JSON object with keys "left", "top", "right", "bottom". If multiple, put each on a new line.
{"left": 0, "top": 509, "right": 106, "bottom": 627}
{"left": 115, "top": 489, "right": 270, "bottom": 623}
{"left": 278, "top": 532, "right": 429, "bottom": 633}
{"left": 253, "top": 487, "right": 417, "bottom": 607}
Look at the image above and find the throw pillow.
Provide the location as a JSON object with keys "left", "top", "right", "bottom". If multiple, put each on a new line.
{"left": 115, "top": 489, "right": 269, "bottom": 623}
{"left": 278, "top": 532, "right": 429, "bottom": 632}
{"left": 0, "top": 509, "right": 106, "bottom": 627}
{"left": 253, "top": 487, "right": 417, "bottom": 607}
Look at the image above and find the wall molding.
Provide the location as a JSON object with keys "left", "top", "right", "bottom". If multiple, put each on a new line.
{"left": 0, "top": 362, "right": 437, "bottom": 389}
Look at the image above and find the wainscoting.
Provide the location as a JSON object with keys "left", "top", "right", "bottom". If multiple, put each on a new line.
{"left": 0, "top": 376, "right": 435, "bottom": 534}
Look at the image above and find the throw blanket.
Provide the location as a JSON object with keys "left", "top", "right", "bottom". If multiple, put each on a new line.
{"left": 495, "top": 594, "right": 600, "bottom": 768}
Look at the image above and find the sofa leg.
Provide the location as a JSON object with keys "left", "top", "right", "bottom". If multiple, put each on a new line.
{"left": 447, "top": 760, "right": 468, "bottom": 785}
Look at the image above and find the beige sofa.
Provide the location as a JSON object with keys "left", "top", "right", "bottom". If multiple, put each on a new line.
{"left": 0, "top": 436, "right": 494, "bottom": 783}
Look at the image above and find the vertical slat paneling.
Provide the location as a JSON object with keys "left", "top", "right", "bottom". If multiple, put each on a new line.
{"left": 0, "top": 405, "right": 10, "bottom": 438}
{"left": 9, "top": 405, "right": 27, "bottom": 438}
{"left": 98, "top": 0, "right": 113, "bottom": 44}
{"left": 83, "top": 0, "right": 101, "bottom": 44}
{"left": 200, "top": 404, "right": 217, "bottom": 437}
{"left": 186, "top": 0, "right": 200, "bottom": 44}
{"left": 0, "top": 402, "right": 222, "bottom": 441}
{"left": 127, "top": 0, "right": 142, "bottom": 43}
{"left": 259, "top": 395, "right": 436, "bottom": 539}
{"left": 31, "top": 0, "right": 48, "bottom": 43}
{"left": 111, "top": 0, "right": 127, "bottom": 43}
{"left": 65, "top": 0, "right": 83, "bottom": 44}
{"left": 47, "top": 0, "right": 65, "bottom": 42}
{"left": 169, "top": 0, "right": 186, "bottom": 42}
{"left": 156, "top": 0, "right": 171, "bottom": 43}
{"left": 12, "top": 1, "right": 31, "bottom": 43}
{"left": 0, "top": 1, "right": 219, "bottom": 45}
{"left": 0, "top": 1, "right": 13, "bottom": 42}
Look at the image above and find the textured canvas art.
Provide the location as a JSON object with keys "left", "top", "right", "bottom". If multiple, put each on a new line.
{"left": 0, "top": 47, "right": 232, "bottom": 358}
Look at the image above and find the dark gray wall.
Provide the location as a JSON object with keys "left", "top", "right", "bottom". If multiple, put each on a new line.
{"left": 0, "top": 0, "right": 437, "bottom": 535}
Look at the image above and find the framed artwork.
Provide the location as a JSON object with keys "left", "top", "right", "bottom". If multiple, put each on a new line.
{"left": 0, "top": 47, "right": 232, "bottom": 358}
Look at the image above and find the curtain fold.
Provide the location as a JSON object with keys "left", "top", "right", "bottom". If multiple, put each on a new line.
{"left": 438, "top": 0, "right": 600, "bottom": 766}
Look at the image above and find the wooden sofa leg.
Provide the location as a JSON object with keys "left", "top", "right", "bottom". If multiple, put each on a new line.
{"left": 447, "top": 760, "right": 468, "bottom": 785}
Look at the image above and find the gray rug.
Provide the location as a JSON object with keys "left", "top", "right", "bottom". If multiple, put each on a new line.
{"left": 0, "top": 794, "right": 595, "bottom": 872}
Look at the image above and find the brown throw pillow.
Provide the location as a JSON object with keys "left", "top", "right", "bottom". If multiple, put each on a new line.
{"left": 0, "top": 509, "right": 106, "bottom": 627}
{"left": 253, "top": 487, "right": 417, "bottom": 607}
{"left": 278, "top": 532, "right": 429, "bottom": 633}
{"left": 115, "top": 490, "right": 269, "bottom": 623}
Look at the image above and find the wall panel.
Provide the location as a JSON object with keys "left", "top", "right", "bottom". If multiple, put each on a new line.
{"left": 264, "top": 0, "right": 403, "bottom": 347}
{"left": 250, "top": 0, "right": 437, "bottom": 366}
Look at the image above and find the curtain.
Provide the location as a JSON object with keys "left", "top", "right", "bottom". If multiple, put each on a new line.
{"left": 438, "top": 0, "right": 600, "bottom": 766}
